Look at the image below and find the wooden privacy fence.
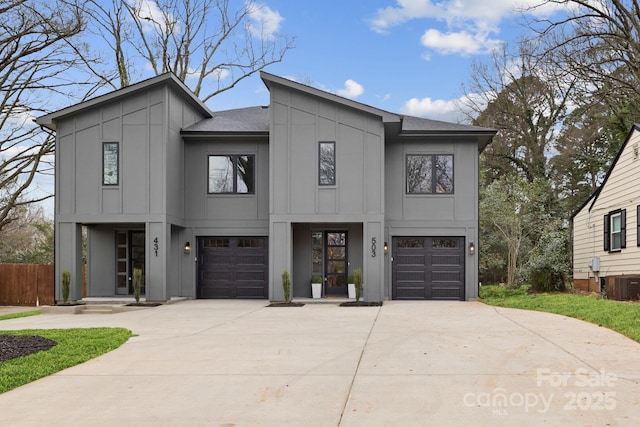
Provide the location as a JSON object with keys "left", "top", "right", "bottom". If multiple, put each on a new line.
{"left": 0, "top": 264, "right": 54, "bottom": 306}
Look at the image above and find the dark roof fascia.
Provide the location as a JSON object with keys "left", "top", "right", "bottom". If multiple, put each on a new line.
{"left": 571, "top": 123, "right": 640, "bottom": 217}
{"left": 181, "top": 131, "right": 269, "bottom": 138}
{"left": 397, "top": 129, "right": 497, "bottom": 152}
{"left": 36, "top": 73, "right": 213, "bottom": 131}
{"left": 260, "top": 71, "right": 401, "bottom": 123}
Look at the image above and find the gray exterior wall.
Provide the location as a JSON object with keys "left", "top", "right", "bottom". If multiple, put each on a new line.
{"left": 46, "top": 72, "right": 487, "bottom": 303}
{"left": 267, "top": 82, "right": 385, "bottom": 301}
{"left": 384, "top": 135, "right": 480, "bottom": 299}
{"left": 180, "top": 137, "right": 270, "bottom": 297}
{"left": 53, "top": 82, "right": 206, "bottom": 301}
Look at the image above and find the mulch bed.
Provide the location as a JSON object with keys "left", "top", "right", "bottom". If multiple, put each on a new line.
{"left": 267, "top": 302, "right": 305, "bottom": 307}
{"left": 0, "top": 335, "right": 57, "bottom": 362}
{"left": 125, "top": 302, "right": 163, "bottom": 307}
{"left": 339, "top": 301, "right": 383, "bottom": 307}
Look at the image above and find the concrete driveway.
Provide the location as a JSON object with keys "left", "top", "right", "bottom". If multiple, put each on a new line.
{"left": 1, "top": 300, "right": 639, "bottom": 426}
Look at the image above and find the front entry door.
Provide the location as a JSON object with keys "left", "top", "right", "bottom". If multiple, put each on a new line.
{"left": 325, "top": 231, "right": 347, "bottom": 296}
{"left": 115, "top": 230, "right": 145, "bottom": 296}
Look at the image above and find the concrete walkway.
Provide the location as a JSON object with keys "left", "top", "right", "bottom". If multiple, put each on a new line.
{"left": 1, "top": 300, "right": 639, "bottom": 426}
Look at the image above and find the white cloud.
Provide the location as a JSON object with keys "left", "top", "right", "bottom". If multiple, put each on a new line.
{"left": 401, "top": 96, "right": 459, "bottom": 121}
{"left": 335, "top": 79, "right": 364, "bottom": 99}
{"left": 400, "top": 91, "right": 489, "bottom": 123}
{"left": 420, "top": 29, "right": 502, "bottom": 55}
{"left": 369, "top": 0, "right": 568, "bottom": 57}
{"left": 247, "top": 3, "right": 284, "bottom": 39}
{"left": 129, "top": 0, "right": 179, "bottom": 35}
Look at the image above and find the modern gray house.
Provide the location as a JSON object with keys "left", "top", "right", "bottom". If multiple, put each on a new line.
{"left": 36, "top": 72, "right": 495, "bottom": 303}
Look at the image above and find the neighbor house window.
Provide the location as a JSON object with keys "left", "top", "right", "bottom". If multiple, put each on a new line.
{"left": 604, "top": 209, "right": 626, "bottom": 252}
{"left": 319, "top": 142, "right": 336, "bottom": 185}
{"left": 102, "top": 142, "right": 119, "bottom": 185}
{"left": 208, "top": 155, "right": 254, "bottom": 194}
{"left": 406, "top": 154, "right": 453, "bottom": 194}
{"left": 637, "top": 206, "right": 640, "bottom": 246}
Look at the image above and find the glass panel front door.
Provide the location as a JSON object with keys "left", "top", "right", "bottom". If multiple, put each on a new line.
{"left": 325, "top": 231, "right": 347, "bottom": 296}
{"left": 115, "top": 230, "right": 145, "bottom": 295}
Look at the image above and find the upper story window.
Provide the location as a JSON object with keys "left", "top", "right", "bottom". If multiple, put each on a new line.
{"left": 319, "top": 141, "right": 336, "bottom": 185}
{"left": 604, "top": 209, "right": 626, "bottom": 252}
{"left": 406, "top": 154, "right": 454, "bottom": 194}
{"left": 102, "top": 142, "right": 119, "bottom": 185}
{"left": 208, "top": 155, "right": 254, "bottom": 194}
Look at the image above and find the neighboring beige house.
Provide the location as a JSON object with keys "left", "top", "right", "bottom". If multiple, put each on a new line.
{"left": 572, "top": 124, "right": 640, "bottom": 299}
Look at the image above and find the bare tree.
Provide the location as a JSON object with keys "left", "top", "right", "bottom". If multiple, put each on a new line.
{"left": 82, "top": 0, "right": 295, "bottom": 101}
{"left": 0, "top": 0, "right": 90, "bottom": 231}
{"left": 529, "top": 0, "right": 640, "bottom": 111}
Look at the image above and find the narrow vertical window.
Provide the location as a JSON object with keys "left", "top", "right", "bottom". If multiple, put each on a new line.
{"left": 606, "top": 209, "right": 626, "bottom": 252}
{"left": 611, "top": 212, "right": 622, "bottom": 251}
{"left": 103, "top": 142, "right": 119, "bottom": 185}
{"left": 406, "top": 155, "right": 432, "bottom": 193}
{"left": 319, "top": 142, "right": 336, "bottom": 185}
{"left": 434, "top": 155, "right": 454, "bottom": 193}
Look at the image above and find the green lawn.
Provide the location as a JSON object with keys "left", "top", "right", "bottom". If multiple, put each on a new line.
{"left": 479, "top": 285, "right": 640, "bottom": 343}
{"left": 0, "top": 310, "right": 41, "bottom": 321}
{"left": 0, "top": 327, "right": 132, "bottom": 393}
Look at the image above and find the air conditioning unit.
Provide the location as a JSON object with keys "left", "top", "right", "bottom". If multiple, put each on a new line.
{"left": 612, "top": 277, "right": 640, "bottom": 300}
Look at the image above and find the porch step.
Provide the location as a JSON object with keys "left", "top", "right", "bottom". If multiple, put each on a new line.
{"left": 81, "top": 305, "right": 114, "bottom": 314}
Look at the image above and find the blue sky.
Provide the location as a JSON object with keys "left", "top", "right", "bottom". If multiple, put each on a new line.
{"left": 210, "top": 0, "right": 564, "bottom": 122}
{"left": 33, "top": 0, "right": 567, "bottom": 217}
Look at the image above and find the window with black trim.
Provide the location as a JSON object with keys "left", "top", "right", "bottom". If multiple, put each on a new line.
{"left": 637, "top": 206, "right": 640, "bottom": 247}
{"left": 102, "top": 142, "right": 119, "bottom": 185}
{"left": 319, "top": 141, "right": 335, "bottom": 185}
{"left": 604, "top": 209, "right": 626, "bottom": 252}
{"left": 208, "top": 155, "right": 254, "bottom": 194}
{"left": 406, "top": 154, "right": 453, "bottom": 194}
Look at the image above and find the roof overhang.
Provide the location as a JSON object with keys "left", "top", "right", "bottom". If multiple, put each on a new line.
{"left": 260, "top": 71, "right": 401, "bottom": 124}
{"left": 36, "top": 73, "right": 212, "bottom": 131}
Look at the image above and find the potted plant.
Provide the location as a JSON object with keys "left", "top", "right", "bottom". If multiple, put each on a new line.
{"left": 347, "top": 272, "right": 356, "bottom": 299}
{"left": 353, "top": 268, "right": 363, "bottom": 302}
{"left": 311, "top": 275, "right": 323, "bottom": 299}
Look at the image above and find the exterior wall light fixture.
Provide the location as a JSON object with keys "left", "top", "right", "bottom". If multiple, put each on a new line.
{"left": 384, "top": 241, "right": 388, "bottom": 254}
{"left": 469, "top": 242, "right": 475, "bottom": 255}
{"left": 184, "top": 241, "right": 192, "bottom": 254}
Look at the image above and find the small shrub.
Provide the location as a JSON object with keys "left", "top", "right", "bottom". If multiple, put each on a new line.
{"left": 352, "top": 268, "right": 363, "bottom": 301}
{"left": 520, "top": 229, "right": 569, "bottom": 292}
{"left": 133, "top": 268, "right": 143, "bottom": 303}
{"left": 311, "top": 275, "right": 323, "bottom": 283}
{"left": 281, "top": 270, "right": 291, "bottom": 303}
{"left": 61, "top": 270, "right": 71, "bottom": 303}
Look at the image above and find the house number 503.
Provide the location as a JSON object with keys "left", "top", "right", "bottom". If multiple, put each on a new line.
{"left": 371, "top": 237, "right": 377, "bottom": 257}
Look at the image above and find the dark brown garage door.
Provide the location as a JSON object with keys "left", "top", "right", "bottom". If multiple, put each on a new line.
{"left": 392, "top": 237, "right": 465, "bottom": 300}
{"left": 197, "top": 237, "right": 268, "bottom": 299}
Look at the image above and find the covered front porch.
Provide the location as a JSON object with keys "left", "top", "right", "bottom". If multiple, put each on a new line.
{"left": 290, "top": 222, "right": 364, "bottom": 299}
{"left": 56, "top": 220, "right": 185, "bottom": 303}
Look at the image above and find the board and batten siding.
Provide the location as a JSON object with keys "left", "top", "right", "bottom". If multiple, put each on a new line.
{"left": 573, "top": 128, "right": 640, "bottom": 280}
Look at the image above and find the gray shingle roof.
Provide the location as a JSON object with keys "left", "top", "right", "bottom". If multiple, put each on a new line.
{"left": 181, "top": 106, "right": 269, "bottom": 134}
